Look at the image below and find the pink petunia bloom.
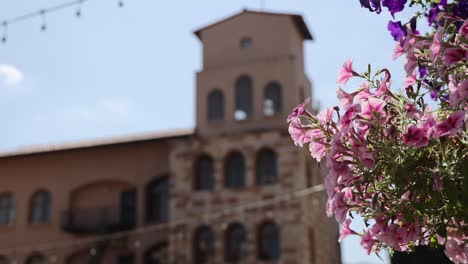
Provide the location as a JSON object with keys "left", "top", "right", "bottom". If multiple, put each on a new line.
{"left": 430, "top": 28, "right": 443, "bottom": 62}
{"left": 405, "top": 103, "right": 422, "bottom": 119}
{"left": 403, "top": 72, "right": 417, "bottom": 88}
{"left": 288, "top": 119, "right": 311, "bottom": 147}
{"left": 361, "top": 98, "right": 386, "bottom": 120}
{"left": 287, "top": 97, "right": 310, "bottom": 122}
{"left": 360, "top": 230, "right": 378, "bottom": 255}
{"left": 339, "top": 219, "right": 357, "bottom": 242}
{"left": 355, "top": 87, "right": 371, "bottom": 103}
{"left": 443, "top": 48, "right": 466, "bottom": 66}
{"left": 404, "top": 49, "right": 418, "bottom": 75}
{"left": 433, "top": 111, "right": 465, "bottom": 138}
{"left": 309, "top": 140, "right": 329, "bottom": 162}
{"left": 458, "top": 20, "right": 468, "bottom": 39}
{"left": 393, "top": 38, "right": 405, "bottom": 60}
{"left": 337, "top": 59, "right": 356, "bottom": 86}
{"left": 449, "top": 79, "right": 468, "bottom": 107}
{"left": 402, "top": 125, "right": 429, "bottom": 147}
{"left": 337, "top": 87, "right": 357, "bottom": 110}
{"left": 445, "top": 236, "right": 468, "bottom": 264}
{"left": 316, "top": 107, "right": 335, "bottom": 126}
{"left": 340, "top": 104, "right": 361, "bottom": 132}
{"left": 358, "top": 147, "right": 375, "bottom": 168}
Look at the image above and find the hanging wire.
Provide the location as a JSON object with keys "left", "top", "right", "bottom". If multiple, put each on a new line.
{"left": 39, "top": 10, "right": 47, "bottom": 32}
{"left": 1, "top": 22, "right": 7, "bottom": 43}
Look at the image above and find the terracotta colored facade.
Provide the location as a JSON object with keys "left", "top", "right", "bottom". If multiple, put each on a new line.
{"left": 0, "top": 10, "right": 340, "bottom": 264}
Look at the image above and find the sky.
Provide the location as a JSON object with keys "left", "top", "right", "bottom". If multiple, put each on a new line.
{"left": 0, "top": 0, "right": 418, "bottom": 263}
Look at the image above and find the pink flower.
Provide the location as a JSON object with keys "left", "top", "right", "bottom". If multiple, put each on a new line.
{"left": 309, "top": 140, "right": 329, "bottom": 162}
{"left": 339, "top": 219, "right": 356, "bottom": 242}
{"left": 443, "top": 48, "right": 466, "bottom": 66}
{"left": 449, "top": 79, "right": 468, "bottom": 107}
{"left": 405, "top": 103, "right": 422, "bottom": 119}
{"left": 420, "top": 114, "right": 437, "bottom": 138}
{"left": 433, "top": 171, "right": 442, "bottom": 192}
{"left": 361, "top": 98, "right": 386, "bottom": 120}
{"left": 393, "top": 38, "right": 405, "bottom": 60}
{"left": 403, "top": 72, "right": 417, "bottom": 88}
{"left": 316, "top": 107, "right": 335, "bottom": 126}
{"left": 445, "top": 236, "right": 468, "bottom": 264}
{"left": 361, "top": 230, "right": 378, "bottom": 255}
{"left": 337, "top": 87, "right": 356, "bottom": 110}
{"left": 404, "top": 49, "right": 418, "bottom": 75}
{"left": 430, "top": 28, "right": 443, "bottom": 62}
{"left": 287, "top": 97, "right": 310, "bottom": 122}
{"left": 402, "top": 125, "right": 429, "bottom": 147}
{"left": 340, "top": 104, "right": 361, "bottom": 132}
{"left": 358, "top": 147, "right": 375, "bottom": 168}
{"left": 355, "top": 86, "right": 371, "bottom": 103}
{"left": 433, "top": 111, "right": 465, "bottom": 138}
{"left": 288, "top": 119, "right": 311, "bottom": 147}
{"left": 337, "top": 59, "right": 356, "bottom": 86}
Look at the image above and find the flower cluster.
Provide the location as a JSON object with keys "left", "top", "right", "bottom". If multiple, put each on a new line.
{"left": 288, "top": 2, "right": 467, "bottom": 262}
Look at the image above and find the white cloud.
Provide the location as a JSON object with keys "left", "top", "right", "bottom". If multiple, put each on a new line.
{"left": 0, "top": 64, "right": 24, "bottom": 86}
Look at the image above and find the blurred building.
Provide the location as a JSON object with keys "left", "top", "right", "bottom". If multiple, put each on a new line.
{"left": 0, "top": 10, "right": 340, "bottom": 264}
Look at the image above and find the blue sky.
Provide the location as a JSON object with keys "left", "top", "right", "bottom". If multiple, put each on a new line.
{"left": 0, "top": 0, "right": 417, "bottom": 263}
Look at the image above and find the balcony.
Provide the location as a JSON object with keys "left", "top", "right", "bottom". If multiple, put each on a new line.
{"left": 61, "top": 206, "right": 135, "bottom": 234}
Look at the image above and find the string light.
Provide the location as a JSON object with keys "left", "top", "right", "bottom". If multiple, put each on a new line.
{"left": 0, "top": 0, "right": 125, "bottom": 45}
{"left": 0, "top": 184, "right": 325, "bottom": 257}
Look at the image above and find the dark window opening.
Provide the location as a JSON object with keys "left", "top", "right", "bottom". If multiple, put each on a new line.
{"left": 194, "top": 226, "right": 215, "bottom": 264}
{"left": 256, "top": 148, "right": 278, "bottom": 185}
{"left": 207, "top": 90, "right": 224, "bottom": 121}
{"left": 240, "top": 37, "right": 252, "bottom": 49}
{"left": 120, "top": 190, "right": 136, "bottom": 228}
{"left": 264, "top": 82, "right": 282, "bottom": 116}
{"left": 225, "top": 223, "right": 247, "bottom": 262}
{"left": 235, "top": 76, "right": 253, "bottom": 121}
{"left": 146, "top": 177, "right": 169, "bottom": 223}
{"left": 0, "top": 193, "right": 14, "bottom": 225}
{"left": 26, "top": 254, "right": 46, "bottom": 264}
{"left": 118, "top": 254, "right": 135, "bottom": 264}
{"left": 225, "top": 152, "right": 246, "bottom": 188}
{"left": 195, "top": 155, "right": 214, "bottom": 191}
{"left": 258, "top": 221, "right": 280, "bottom": 261}
{"left": 29, "top": 190, "right": 51, "bottom": 224}
{"left": 0, "top": 255, "right": 9, "bottom": 264}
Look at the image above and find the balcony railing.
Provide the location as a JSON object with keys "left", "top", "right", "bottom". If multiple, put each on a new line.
{"left": 61, "top": 206, "right": 135, "bottom": 234}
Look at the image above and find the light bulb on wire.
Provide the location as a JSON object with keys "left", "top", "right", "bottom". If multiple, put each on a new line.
{"left": 40, "top": 10, "right": 47, "bottom": 31}
{"left": 1, "top": 22, "right": 7, "bottom": 44}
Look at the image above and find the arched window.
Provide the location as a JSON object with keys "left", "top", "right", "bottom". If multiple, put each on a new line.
{"left": 29, "top": 190, "right": 51, "bottom": 224}
{"left": 146, "top": 176, "right": 169, "bottom": 223}
{"left": 258, "top": 221, "right": 280, "bottom": 261}
{"left": 225, "top": 223, "right": 247, "bottom": 262}
{"left": 0, "top": 256, "right": 9, "bottom": 264}
{"left": 256, "top": 148, "right": 278, "bottom": 185}
{"left": 0, "top": 193, "right": 14, "bottom": 225}
{"left": 235, "top": 75, "right": 253, "bottom": 121}
{"left": 195, "top": 155, "right": 214, "bottom": 191}
{"left": 207, "top": 90, "right": 224, "bottom": 121}
{"left": 145, "top": 242, "right": 168, "bottom": 264}
{"left": 264, "top": 81, "right": 282, "bottom": 116}
{"left": 194, "top": 226, "right": 215, "bottom": 264}
{"left": 225, "top": 152, "right": 245, "bottom": 188}
{"left": 26, "top": 254, "right": 46, "bottom": 264}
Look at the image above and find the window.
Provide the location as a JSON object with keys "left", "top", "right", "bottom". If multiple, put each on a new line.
{"left": 146, "top": 177, "right": 169, "bottom": 223}
{"left": 194, "top": 226, "right": 215, "bottom": 264}
{"left": 145, "top": 242, "right": 168, "bottom": 264}
{"left": 235, "top": 75, "right": 253, "bottom": 121}
{"left": 240, "top": 37, "right": 252, "bottom": 49}
{"left": 26, "top": 254, "right": 46, "bottom": 264}
{"left": 258, "top": 221, "right": 280, "bottom": 261}
{"left": 264, "top": 82, "right": 282, "bottom": 116}
{"left": 207, "top": 90, "right": 224, "bottom": 121}
{"left": 225, "top": 223, "right": 247, "bottom": 262}
{"left": 195, "top": 155, "right": 214, "bottom": 191}
{"left": 0, "top": 256, "right": 9, "bottom": 264}
{"left": 29, "top": 190, "right": 51, "bottom": 224}
{"left": 0, "top": 193, "right": 14, "bottom": 225}
{"left": 256, "top": 148, "right": 278, "bottom": 185}
{"left": 225, "top": 152, "right": 245, "bottom": 188}
{"left": 118, "top": 254, "right": 135, "bottom": 264}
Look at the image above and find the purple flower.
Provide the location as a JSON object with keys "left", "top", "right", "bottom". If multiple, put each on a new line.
{"left": 418, "top": 66, "right": 428, "bottom": 78}
{"left": 426, "top": 5, "right": 440, "bottom": 26}
{"left": 360, "top": 0, "right": 382, "bottom": 14}
{"left": 387, "top": 21, "right": 406, "bottom": 41}
{"left": 382, "top": 0, "right": 407, "bottom": 17}
{"left": 453, "top": 0, "right": 468, "bottom": 19}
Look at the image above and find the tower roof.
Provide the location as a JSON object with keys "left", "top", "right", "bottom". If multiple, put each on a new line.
{"left": 194, "top": 9, "right": 313, "bottom": 41}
